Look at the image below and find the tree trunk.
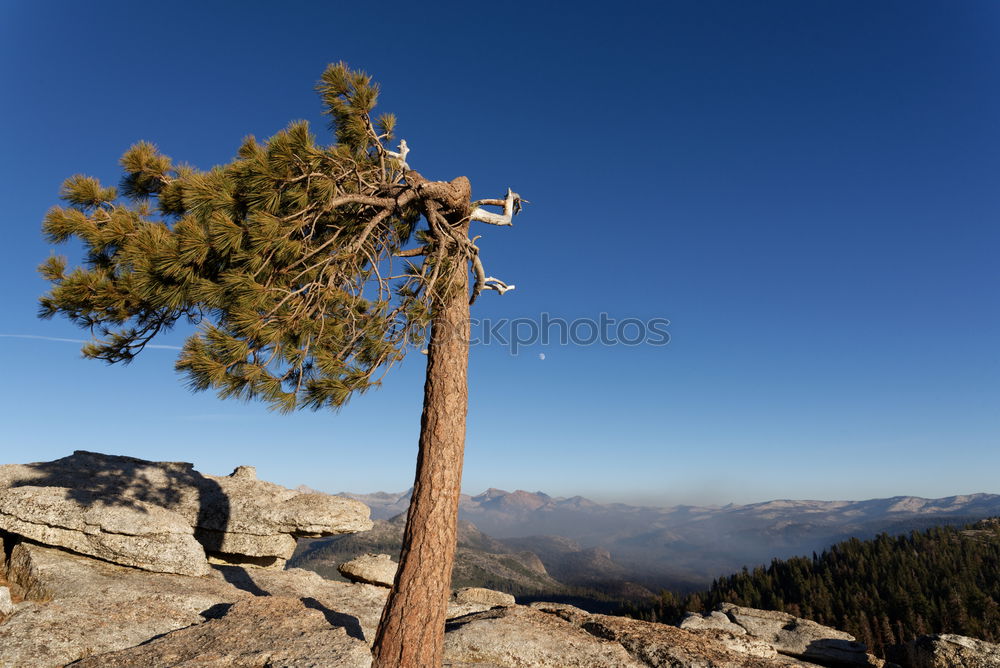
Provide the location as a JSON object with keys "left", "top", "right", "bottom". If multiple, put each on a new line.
{"left": 372, "top": 244, "right": 471, "bottom": 667}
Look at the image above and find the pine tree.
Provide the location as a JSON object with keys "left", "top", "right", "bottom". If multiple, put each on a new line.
{"left": 38, "top": 63, "right": 523, "bottom": 667}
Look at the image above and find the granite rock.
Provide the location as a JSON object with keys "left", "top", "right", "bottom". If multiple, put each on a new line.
{"left": 0, "top": 541, "right": 248, "bottom": 667}
{"left": 71, "top": 596, "right": 373, "bottom": 668}
{"left": 720, "top": 603, "right": 879, "bottom": 666}
{"left": 0, "top": 586, "right": 13, "bottom": 617}
{"left": 338, "top": 553, "right": 398, "bottom": 587}
{"left": 0, "top": 486, "right": 208, "bottom": 576}
{"left": 907, "top": 633, "right": 1000, "bottom": 668}
{"left": 444, "top": 606, "right": 645, "bottom": 667}
{"left": 0, "top": 451, "right": 372, "bottom": 567}
{"left": 680, "top": 610, "right": 747, "bottom": 635}
{"left": 211, "top": 564, "right": 389, "bottom": 646}
{"left": 580, "top": 613, "right": 815, "bottom": 668}
{"left": 453, "top": 586, "right": 516, "bottom": 608}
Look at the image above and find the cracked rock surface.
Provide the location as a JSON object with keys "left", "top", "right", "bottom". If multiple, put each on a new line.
{"left": 0, "top": 486, "right": 208, "bottom": 576}
{"left": 338, "top": 553, "right": 398, "bottom": 587}
{"left": 1, "top": 541, "right": 249, "bottom": 666}
{"left": 71, "top": 596, "right": 374, "bottom": 668}
{"left": 906, "top": 634, "right": 1000, "bottom": 668}
{"left": 0, "top": 451, "right": 371, "bottom": 572}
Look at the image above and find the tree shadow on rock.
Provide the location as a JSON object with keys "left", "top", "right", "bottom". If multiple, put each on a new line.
{"left": 301, "top": 597, "right": 367, "bottom": 641}
{"left": 217, "top": 565, "right": 270, "bottom": 597}
{"left": 216, "top": 565, "right": 367, "bottom": 641}
{"left": 0, "top": 450, "right": 230, "bottom": 563}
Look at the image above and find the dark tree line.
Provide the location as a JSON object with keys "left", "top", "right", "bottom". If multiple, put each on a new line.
{"left": 622, "top": 519, "right": 1000, "bottom": 657}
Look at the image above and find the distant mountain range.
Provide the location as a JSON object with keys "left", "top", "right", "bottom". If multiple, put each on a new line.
{"left": 340, "top": 488, "right": 1000, "bottom": 591}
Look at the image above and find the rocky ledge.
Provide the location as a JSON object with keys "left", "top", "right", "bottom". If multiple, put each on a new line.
{"left": 1, "top": 452, "right": 998, "bottom": 667}
{"left": 0, "top": 451, "right": 372, "bottom": 572}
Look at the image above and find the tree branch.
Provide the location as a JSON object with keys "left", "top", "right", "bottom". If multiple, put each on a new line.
{"left": 383, "top": 139, "right": 410, "bottom": 170}
{"left": 470, "top": 188, "right": 522, "bottom": 226}
{"left": 394, "top": 246, "right": 430, "bottom": 257}
{"left": 468, "top": 243, "right": 515, "bottom": 305}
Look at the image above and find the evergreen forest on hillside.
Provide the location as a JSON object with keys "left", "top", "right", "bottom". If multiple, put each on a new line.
{"left": 623, "top": 519, "right": 1000, "bottom": 657}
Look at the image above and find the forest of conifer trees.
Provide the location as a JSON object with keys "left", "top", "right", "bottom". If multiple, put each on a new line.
{"left": 623, "top": 519, "right": 1000, "bottom": 657}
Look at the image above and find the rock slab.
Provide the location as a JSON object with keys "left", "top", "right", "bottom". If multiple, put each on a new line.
{"left": 72, "top": 596, "right": 373, "bottom": 668}
{"left": 0, "top": 586, "right": 13, "bottom": 617}
{"left": 907, "top": 633, "right": 1000, "bottom": 668}
{"left": 0, "top": 486, "right": 209, "bottom": 576}
{"left": 720, "top": 603, "right": 874, "bottom": 666}
{"left": 0, "top": 541, "right": 249, "bottom": 667}
{"left": 338, "top": 553, "right": 398, "bottom": 587}
{"left": 444, "top": 606, "right": 646, "bottom": 667}
{"left": 453, "top": 586, "right": 516, "bottom": 608}
{"left": 452, "top": 603, "right": 825, "bottom": 667}
{"left": 680, "top": 610, "right": 748, "bottom": 635}
{"left": 0, "top": 451, "right": 372, "bottom": 568}
{"left": 213, "top": 564, "right": 390, "bottom": 646}
{"left": 581, "top": 612, "right": 809, "bottom": 668}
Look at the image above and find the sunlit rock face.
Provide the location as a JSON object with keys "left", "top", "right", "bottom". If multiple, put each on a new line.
{"left": 338, "top": 552, "right": 398, "bottom": 587}
{"left": 906, "top": 634, "right": 1000, "bottom": 668}
{"left": 0, "top": 485, "right": 208, "bottom": 575}
{"left": 0, "top": 450, "right": 372, "bottom": 572}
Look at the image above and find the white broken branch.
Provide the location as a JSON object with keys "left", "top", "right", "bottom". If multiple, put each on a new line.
{"left": 469, "top": 251, "right": 515, "bottom": 305}
{"left": 466, "top": 188, "right": 523, "bottom": 303}
{"left": 485, "top": 278, "right": 515, "bottom": 294}
{"left": 470, "top": 188, "right": 522, "bottom": 226}
{"left": 384, "top": 139, "right": 410, "bottom": 170}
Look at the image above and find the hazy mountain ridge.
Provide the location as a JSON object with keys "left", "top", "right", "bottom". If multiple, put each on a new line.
{"left": 291, "top": 509, "right": 653, "bottom": 608}
{"left": 497, "top": 534, "right": 656, "bottom": 601}
{"left": 339, "top": 488, "right": 1000, "bottom": 590}
{"left": 292, "top": 513, "right": 581, "bottom": 599}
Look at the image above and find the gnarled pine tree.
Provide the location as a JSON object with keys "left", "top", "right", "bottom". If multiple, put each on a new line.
{"left": 38, "top": 63, "right": 522, "bottom": 667}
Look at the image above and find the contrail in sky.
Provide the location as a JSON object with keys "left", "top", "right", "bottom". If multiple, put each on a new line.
{"left": 0, "top": 334, "right": 182, "bottom": 350}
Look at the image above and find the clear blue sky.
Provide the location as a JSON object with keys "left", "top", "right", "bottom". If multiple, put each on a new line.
{"left": 1, "top": 1, "right": 997, "bottom": 505}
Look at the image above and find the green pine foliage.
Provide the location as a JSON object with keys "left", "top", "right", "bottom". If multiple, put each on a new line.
{"left": 39, "top": 63, "right": 434, "bottom": 413}
{"left": 623, "top": 519, "right": 1000, "bottom": 657}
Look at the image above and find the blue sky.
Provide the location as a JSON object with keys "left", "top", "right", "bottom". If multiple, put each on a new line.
{"left": 1, "top": 1, "right": 997, "bottom": 505}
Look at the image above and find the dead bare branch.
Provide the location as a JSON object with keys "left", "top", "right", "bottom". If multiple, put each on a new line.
{"left": 470, "top": 188, "right": 522, "bottom": 226}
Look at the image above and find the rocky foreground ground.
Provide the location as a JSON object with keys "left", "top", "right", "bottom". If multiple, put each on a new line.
{"left": 0, "top": 452, "right": 997, "bottom": 667}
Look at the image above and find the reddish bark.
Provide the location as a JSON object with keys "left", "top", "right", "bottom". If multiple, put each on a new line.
{"left": 372, "top": 210, "right": 472, "bottom": 666}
